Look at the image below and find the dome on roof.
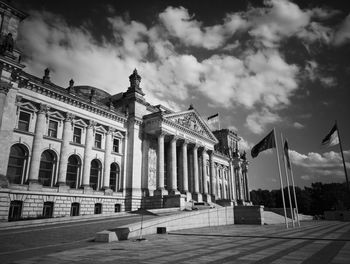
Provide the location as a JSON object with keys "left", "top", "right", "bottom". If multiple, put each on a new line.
{"left": 74, "top": 86, "right": 111, "bottom": 101}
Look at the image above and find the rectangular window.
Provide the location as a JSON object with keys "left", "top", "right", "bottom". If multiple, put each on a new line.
{"left": 73, "top": 127, "right": 82, "bottom": 144}
{"left": 18, "top": 111, "right": 31, "bottom": 131}
{"left": 48, "top": 120, "right": 58, "bottom": 138}
{"left": 8, "top": 200, "right": 23, "bottom": 221}
{"left": 70, "top": 202, "right": 80, "bottom": 216}
{"left": 42, "top": 202, "right": 54, "bottom": 218}
{"left": 113, "top": 138, "right": 119, "bottom": 153}
{"left": 95, "top": 133, "right": 102, "bottom": 148}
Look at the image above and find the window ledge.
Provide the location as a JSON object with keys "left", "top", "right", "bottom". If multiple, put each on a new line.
{"left": 70, "top": 142, "right": 85, "bottom": 148}
{"left": 43, "top": 135, "right": 63, "bottom": 142}
{"left": 13, "top": 128, "right": 35, "bottom": 136}
{"left": 111, "top": 151, "right": 123, "bottom": 157}
{"left": 92, "top": 147, "right": 105, "bottom": 153}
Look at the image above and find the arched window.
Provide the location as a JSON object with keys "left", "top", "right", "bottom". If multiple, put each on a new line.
{"left": 90, "top": 159, "right": 101, "bottom": 190}
{"left": 6, "top": 144, "right": 28, "bottom": 184}
{"left": 39, "top": 150, "right": 56, "bottom": 187}
{"left": 66, "top": 155, "right": 81, "bottom": 188}
{"left": 110, "top": 163, "right": 120, "bottom": 191}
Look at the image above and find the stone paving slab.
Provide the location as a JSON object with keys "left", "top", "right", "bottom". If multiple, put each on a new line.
{"left": 7, "top": 221, "right": 350, "bottom": 264}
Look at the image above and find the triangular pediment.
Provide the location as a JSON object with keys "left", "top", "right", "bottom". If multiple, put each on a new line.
{"left": 113, "top": 131, "right": 124, "bottom": 138}
{"left": 18, "top": 102, "right": 38, "bottom": 112}
{"left": 95, "top": 125, "right": 107, "bottom": 134}
{"left": 48, "top": 111, "right": 64, "bottom": 120}
{"left": 164, "top": 110, "right": 219, "bottom": 143}
{"left": 74, "top": 119, "right": 87, "bottom": 127}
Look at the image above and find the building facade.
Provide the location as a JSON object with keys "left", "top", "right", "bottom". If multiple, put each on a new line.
{"left": 0, "top": 1, "right": 250, "bottom": 221}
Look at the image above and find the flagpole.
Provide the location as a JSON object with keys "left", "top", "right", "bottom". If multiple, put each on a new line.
{"left": 336, "top": 121, "right": 350, "bottom": 193}
{"left": 289, "top": 157, "right": 300, "bottom": 227}
{"left": 281, "top": 133, "right": 295, "bottom": 227}
{"left": 274, "top": 128, "right": 288, "bottom": 228}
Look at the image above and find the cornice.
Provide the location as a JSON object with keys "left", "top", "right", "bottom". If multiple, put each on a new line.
{"left": 9, "top": 69, "right": 128, "bottom": 124}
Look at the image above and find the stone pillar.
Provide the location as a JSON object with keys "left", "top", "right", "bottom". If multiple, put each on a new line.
{"left": 28, "top": 104, "right": 49, "bottom": 187}
{"left": 181, "top": 140, "right": 191, "bottom": 200}
{"left": 216, "top": 165, "right": 220, "bottom": 199}
{"left": 242, "top": 161, "right": 250, "bottom": 201}
{"left": 154, "top": 132, "right": 167, "bottom": 196}
{"left": 82, "top": 120, "right": 95, "bottom": 190}
{"left": 141, "top": 133, "right": 150, "bottom": 195}
{"left": 192, "top": 145, "right": 202, "bottom": 202}
{"left": 57, "top": 113, "right": 74, "bottom": 188}
{"left": 209, "top": 151, "right": 216, "bottom": 199}
{"left": 0, "top": 82, "right": 11, "bottom": 128}
{"left": 229, "top": 162, "right": 236, "bottom": 202}
{"left": 202, "top": 148, "right": 211, "bottom": 202}
{"left": 0, "top": 82, "right": 16, "bottom": 177}
{"left": 223, "top": 170, "right": 227, "bottom": 199}
{"left": 103, "top": 128, "right": 114, "bottom": 191}
{"left": 169, "top": 136, "right": 179, "bottom": 195}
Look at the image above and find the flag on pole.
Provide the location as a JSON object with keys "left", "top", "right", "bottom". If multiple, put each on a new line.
{"left": 207, "top": 113, "right": 220, "bottom": 130}
{"left": 284, "top": 140, "right": 291, "bottom": 169}
{"left": 251, "top": 129, "right": 276, "bottom": 158}
{"left": 321, "top": 124, "right": 339, "bottom": 147}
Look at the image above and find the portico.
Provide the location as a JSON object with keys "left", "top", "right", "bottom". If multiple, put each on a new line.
{"left": 143, "top": 107, "right": 219, "bottom": 203}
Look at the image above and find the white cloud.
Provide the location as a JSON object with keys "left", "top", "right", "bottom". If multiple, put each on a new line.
{"left": 304, "top": 60, "right": 337, "bottom": 87}
{"left": 245, "top": 108, "right": 281, "bottom": 134}
{"left": 238, "top": 136, "right": 253, "bottom": 151}
{"left": 289, "top": 150, "right": 350, "bottom": 178}
{"left": 293, "top": 122, "right": 304, "bottom": 129}
{"left": 16, "top": 2, "right": 339, "bottom": 121}
{"left": 247, "top": 0, "right": 310, "bottom": 47}
{"left": 158, "top": 6, "right": 247, "bottom": 49}
{"left": 333, "top": 14, "right": 350, "bottom": 45}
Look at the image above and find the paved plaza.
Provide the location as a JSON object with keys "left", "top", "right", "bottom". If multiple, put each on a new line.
{"left": 3, "top": 221, "right": 350, "bottom": 264}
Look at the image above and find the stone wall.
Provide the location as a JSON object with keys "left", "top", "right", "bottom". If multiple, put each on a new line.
{"left": 234, "top": 205, "right": 264, "bottom": 225}
{"left": 0, "top": 189, "right": 125, "bottom": 221}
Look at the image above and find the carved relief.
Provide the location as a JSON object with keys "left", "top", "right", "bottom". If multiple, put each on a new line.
{"left": 148, "top": 146, "right": 157, "bottom": 188}
{"left": 173, "top": 113, "right": 205, "bottom": 135}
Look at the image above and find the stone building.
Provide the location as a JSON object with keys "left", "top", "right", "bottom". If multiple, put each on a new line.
{"left": 0, "top": 1, "right": 250, "bottom": 221}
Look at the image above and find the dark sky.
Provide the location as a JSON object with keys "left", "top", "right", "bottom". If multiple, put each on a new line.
{"left": 10, "top": 0, "right": 350, "bottom": 190}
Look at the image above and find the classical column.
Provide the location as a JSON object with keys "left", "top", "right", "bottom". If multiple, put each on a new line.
{"left": 242, "top": 160, "right": 250, "bottom": 201}
{"left": 209, "top": 151, "right": 216, "bottom": 199}
{"left": 222, "top": 169, "right": 227, "bottom": 199}
{"left": 233, "top": 157, "right": 241, "bottom": 201}
{"left": 181, "top": 140, "right": 189, "bottom": 193}
{"left": 201, "top": 147, "right": 211, "bottom": 203}
{"left": 103, "top": 128, "right": 114, "bottom": 190}
{"left": 216, "top": 165, "right": 220, "bottom": 199}
{"left": 141, "top": 133, "right": 150, "bottom": 194}
{"left": 0, "top": 82, "right": 11, "bottom": 128}
{"left": 28, "top": 104, "right": 49, "bottom": 184}
{"left": 193, "top": 145, "right": 199, "bottom": 193}
{"left": 57, "top": 112, "right": 74, "bottom": 186}
{"left": 169, "top": 136, "right": 179, "bottom": 195}
{"left": 155, "top": 132, "right": 167, "bottom": 196}
{"left": 192, "top": 144, "right": 202, "bottom": 201}
{"left": 82, "top": 120, "right": 95, "bottom": 189}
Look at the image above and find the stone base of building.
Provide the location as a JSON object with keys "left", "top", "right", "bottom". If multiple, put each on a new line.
{"left": 28, "top": 181, "right": 42, "bottom": 191}
{"left": 203, "top": 194, "right": 211, "bottom": 203}
{"left": 183, "top": 191, "right": 192, "bottom": 202}
{"left": 192, "top": 193, "right": 203, "bottom": 202}
{"left": 0, "top": 189, "right": 125, "bottom": 221}
{"left": 163, "top": 194, "right": 186, "bottom": 209}
{"left": 154, "top": 188, "right": 168, "bottom": 196}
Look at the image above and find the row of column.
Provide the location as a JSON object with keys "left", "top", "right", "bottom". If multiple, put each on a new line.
{"left": 154, "top": 133, "right": 228, "bottom": 199}
{"left": 153, "top": 133, "right": 250, "bottom": 202}
{"left": 28, "top": 105, "right": 118, "bottom": 190}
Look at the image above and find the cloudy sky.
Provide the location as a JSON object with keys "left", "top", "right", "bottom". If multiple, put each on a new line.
{"left": 14, "top": 0, "right": 350, "bottom": 190}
